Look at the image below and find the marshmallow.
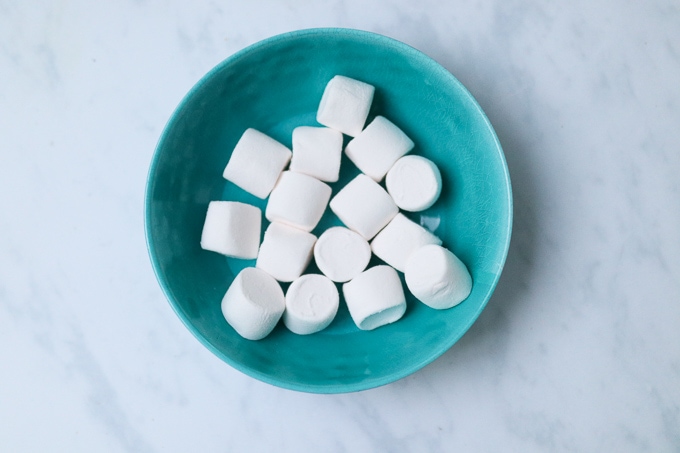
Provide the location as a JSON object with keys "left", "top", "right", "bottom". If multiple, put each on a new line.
{"left": 221, "top": 267, "right": 285, "bottom": 340}
{"left": 256, "top": 222, "right": 317, "bottom": 282}
{"left": 386, "top": 155, "right": 442, "bottom": 212}
{"left": 283, "top": 274, "right": 339, "bottom": 335}
{"left": 314, "top": 227, "right": 371, "bottom": 282}
{"left": 404, "top": 244, "right": 473, "bottom": 310}
{"left": 265, "top": 171, "right": 332, "bottom": 232}
{"left": 200, "top": 201, "right": 261, "bottom": 259}
{"left": 344, "top": 116, "right": 414, "bottom": 181}
{"left": 342, "top": 265, "right": 407, "bottom": 330}
{"left": 329, "top": 174, "right": 399, "bottom": 240}
{"left": 290, "top": 126, "right": 343, "bottom": 183}
{"left": 316, "top": 75, "right": 375, "bottom": 137}
{"left": 222, "top": 128, "right": 292, "bottom": 199}
{"left": 370, "top": 213, "right": 442, "bottom": 272}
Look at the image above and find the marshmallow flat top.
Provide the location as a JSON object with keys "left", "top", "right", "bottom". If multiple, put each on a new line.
{"left": 283, "top": 274, "right": 339, "bottom": 335}
{"left": 316, "top": 75, "right": 375, "bottom": 137}
{"left": 221, "top": 267, "right": 285, "bottom": 340}
{"left": 290, "top": 126, "right": 344, "bottom": 183}
{"left": 329, "top": 174, "right": 399, "bottom": 240}
{"left": 265, "top": 171, "right": 332, "bottom": 232}
{"left": 200, "top": 201, "right": 261, "bottom": 259}
{"left": 370, "top": 213, "right": 442, "bottom": 272}
{"left": 314, "top": 227, "right": 371, "bottom": 282}
{"left": 404, "top": 244, "right": 472, "bottom": 310}
{"left": 256, "top": 222, "right": 317, "bottom": 282}
{"left": 222, "top": 128, "right": 292, "bottom": 199}
{"left": 344, "top": 116, "right": 414, "bottom": 182}
{"left": 342, "top": 265, "right": 407, "bottom": 330}
{"left": 386, "top": 155, "right": 442, "bottom": 212}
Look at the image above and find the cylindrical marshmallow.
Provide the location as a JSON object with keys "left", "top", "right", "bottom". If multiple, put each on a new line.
{"left": 222, "top": 128, "right": 292, "bottom": 199}
{"left": 342, "top": 266, "right": 407, "bottom": 331}
{"left": 344, "top": 116, "right": 414, "bottom": 181}
{"left": 290, "top": 126, "right": 344, "bottom": 183}
{"left": 221, "top": 267, "right": 285, "bottom": 340}
{"left": 404, "top": 244, "right": 472, "bottom": 310}
{"left": 266, "top": 171, "right": 332, "bottom": 232}
{"left": 386, "top": 155, "right": 442, "bottom": 212}
{"left": 370, "top": 213, "right": 442, "bottom": 272}
{"left": 283, "top": 274, "right": 339, "bottom": 335}
{"left": 314, "top": 227, "right": 371, "bottom": 282}
{"left": 256, "top": 222, "right": 317, "bottom": 282}
{"left": 316, "top": 75, "right": 375, "bottom": 137}
{"left": 200, "top": 201, "right": 261, "bottom": 259}
{"left": 329, "top": 174, "right": 399, "bottom": 240}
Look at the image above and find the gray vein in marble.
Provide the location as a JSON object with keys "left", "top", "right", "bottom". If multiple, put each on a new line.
{"left": 67, "top": 325, "right": 157, "bottom": 453}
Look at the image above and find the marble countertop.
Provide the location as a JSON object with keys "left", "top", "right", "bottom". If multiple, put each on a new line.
{"left": 2, "top": 1, "right": 679, "bottom": 451}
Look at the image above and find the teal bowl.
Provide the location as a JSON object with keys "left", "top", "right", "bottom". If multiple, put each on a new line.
{"left": 145, "top": 28, "right": 512, "bottom": 393}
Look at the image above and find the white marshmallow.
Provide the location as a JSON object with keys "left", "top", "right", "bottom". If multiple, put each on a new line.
{"left": 370, "top": 213, "right": 442, "bottom": 272}
{"left": 386, "top": 155, "right": 442, "bottom": 212}
{"left": 222, "top": 128, "right": 292, "bottom": 199}
{"left": 314, "top": 227, "right": 371, "bottom": 282}
{"left": 221, "top": 267, "right": 285, "bottom": 340}
{"left": 316, "top": 75, "right": 375, "bottom": 137}
{"left": 344, "top": 116, "right": 414, "bottom": 181}
{"left": 256, "top": 222, "right": 317, "bottom": 282}
{"left": 329, "top": 174, "right": 399, "bottom": 240}
{"left": 265, "top": 171, "right": 332, "bottom": 232}
{"left": 342, "top": 266, "right": 407, "bottom": 330}
{"left": 283, "top": 274, "right": 339, "bottom": 335}
{"left": 404, "top": 244, "right": 473, "bottom": 310}
{"left": 200, "top": 201, "right": 261, "bottom": 259}
{"left": 290, "top": 126, "right": 343, "bottom": 183}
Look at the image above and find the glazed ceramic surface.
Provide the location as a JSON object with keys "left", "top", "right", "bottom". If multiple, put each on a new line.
{"left": 146, "top": 28, "right": 512, "bottom": 392}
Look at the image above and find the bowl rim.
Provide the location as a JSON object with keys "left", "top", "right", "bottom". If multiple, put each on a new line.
{"left": 144, "top": 27, "right": 513, "bottom": 393}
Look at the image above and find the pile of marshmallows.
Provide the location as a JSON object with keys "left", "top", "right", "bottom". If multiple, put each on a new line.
{"left": 200, "top": 75, "right": 472, "bottom": 340}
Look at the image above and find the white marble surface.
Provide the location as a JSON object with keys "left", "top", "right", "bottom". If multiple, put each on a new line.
{"left": 1, "top": 0, "right": 679, "bottom": 451}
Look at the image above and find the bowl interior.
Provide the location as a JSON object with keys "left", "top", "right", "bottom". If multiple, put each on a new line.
{"left": 146, "top": 29, "right": 512, "bottom": 393}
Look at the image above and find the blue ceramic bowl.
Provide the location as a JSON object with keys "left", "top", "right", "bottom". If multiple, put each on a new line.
{"left": 145, "top": 28, "right": 512, "bottom": 393}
